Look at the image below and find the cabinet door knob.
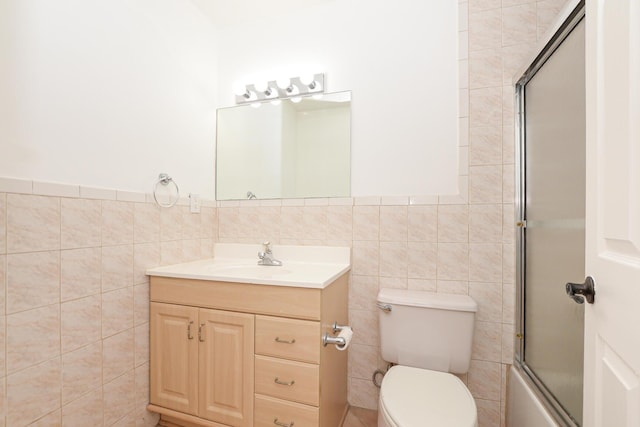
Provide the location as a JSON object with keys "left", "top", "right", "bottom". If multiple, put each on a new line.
{"left": 198, "top": 323, "right": 205, "bottom": 342}
{"left": 187, "top": 321, "right": 194, "bottom": 340}
{"left": 274, "top": 337, "right": 296, "bottom": 344}
{"left": 274, "top": 377, "right": 295, "bottom": 386}
{"left": 274, "top": 418, "right": 294, "bottom": 427}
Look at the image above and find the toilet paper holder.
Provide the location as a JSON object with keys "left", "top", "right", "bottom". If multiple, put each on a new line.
{"left": 331, "top": 322, "right": 348, "bottom": 333}
{"left": 322, "top": 322, "right": 353, "bottom": 348}
{"left": 323, "top": 333, "right": 346, "bottom": 347}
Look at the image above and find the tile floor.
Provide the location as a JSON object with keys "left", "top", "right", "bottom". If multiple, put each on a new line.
{"left": 343, "top": 406, "right": 378, "bottom": 427}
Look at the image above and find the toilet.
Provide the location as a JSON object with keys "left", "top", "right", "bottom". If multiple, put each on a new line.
{"left": 377, "top": 289, "right": 478, "bottom": 427}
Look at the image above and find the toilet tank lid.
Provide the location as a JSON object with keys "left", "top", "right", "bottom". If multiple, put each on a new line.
{"left": 377, "top": 289, "right": 477, "bottom": 312}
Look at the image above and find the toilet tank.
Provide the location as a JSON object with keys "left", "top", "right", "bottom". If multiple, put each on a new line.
{"left": 377, "top": 289, "right": 477, "bottom": 374}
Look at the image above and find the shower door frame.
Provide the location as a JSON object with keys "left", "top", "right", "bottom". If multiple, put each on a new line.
{"left": 514, "top": 1, "right": 585, "bottom": 426}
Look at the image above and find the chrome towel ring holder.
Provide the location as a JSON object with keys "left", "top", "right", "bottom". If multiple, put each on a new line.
{"left": 153, "top": 173, "right": 180, "bottom": 208}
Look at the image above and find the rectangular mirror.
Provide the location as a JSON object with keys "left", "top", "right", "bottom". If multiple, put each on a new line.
{"left": 216, "top": 91, "right": 351, "bottom": 200}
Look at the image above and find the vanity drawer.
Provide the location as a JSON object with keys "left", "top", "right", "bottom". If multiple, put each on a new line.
{"left": 255, "top": 394, "right": 319, "bottom": 427}
{"left": 255, "top": 316, "right": 320, "bottom": 364}
{"left": 255, "top": 355, "right": 319, "bottom": 406}
{"left": 150, "top": 276, "right": 322, "bottom": 320}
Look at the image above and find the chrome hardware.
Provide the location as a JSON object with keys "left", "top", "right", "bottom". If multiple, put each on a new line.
{"left": 274, "top": 337, "right": 296, "bottom": 344}
{"left": 274, "top": 377, "right": 295, "bottom": 386}
{"left": 198, "top": 323, "right": 205, "bottom": 342}
{"left": 274, "top": 418, "right": 294, "bottom": 427}
{"left": 332, "top": 322, "right": 348, "bottom": 333}
{"left": 376, "top": 303, "right": 392, "bottom": 313}
{"left": 322, "top": 332, "right": 346, "bottom": 348}
{"left": 153, "top": 173, "right": 180, "bottom": 208}
{"left": 258, "top": 241, "right": 283, "bottom": 266}
{"left": 187, "top": 321, "right": 194, "bottom": 340}
{"left": 247, "top": 191, "right": 257, "bottom": 199}
{"left": 566, "top": 276, "right": 596, "bottom": 304}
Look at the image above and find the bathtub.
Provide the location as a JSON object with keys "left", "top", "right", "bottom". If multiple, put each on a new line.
{"left": 507, "top": 367, "right": 560, "bottom": 427}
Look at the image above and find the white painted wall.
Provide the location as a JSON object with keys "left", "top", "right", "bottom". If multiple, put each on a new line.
{"left": 0, "top": 0, "right": 218, "bottom": 197}
{"left": 209, "top": 0, "right": 459, "bottom": 196}
{"left": 1, "top": 0, "right": 459, "bottom": 198}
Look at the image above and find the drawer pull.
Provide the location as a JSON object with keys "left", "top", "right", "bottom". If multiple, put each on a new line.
{"left": 274, "top": 337, "right": 296, "bottom": 344}
{"left": 274, "top": 377, "right": 296, "bottom": 386}
{"left": 274, "top": 418, "right": 294, "bottom": 427}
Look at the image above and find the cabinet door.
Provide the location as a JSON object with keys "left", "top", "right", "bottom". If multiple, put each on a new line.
{"left": 198, "top": 308, "right": 254, "bottom": 426}
{"left": 150, "top": 302, "right": 199, "bottom": 415}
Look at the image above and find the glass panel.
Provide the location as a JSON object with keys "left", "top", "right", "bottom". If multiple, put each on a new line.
{"left": 216, "top": 91, "right": 351, "bottom": 201}
{"left": 523, "top": 19, "right": 585, "bottom": 425}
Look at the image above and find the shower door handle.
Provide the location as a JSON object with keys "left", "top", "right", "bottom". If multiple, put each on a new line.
{"left": 566, "top": 276, "right": 596, "bottom": 304}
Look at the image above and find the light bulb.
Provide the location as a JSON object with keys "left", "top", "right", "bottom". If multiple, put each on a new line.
{"left": 270, "top": 99, "right": 282, "bottom": 106}
{"left": 308, "top": 80, "right": 322, "bottom": 92}
{"left": 291, "top": 96, "right": 302, "bottom": 103}
{"left": 264, "top": 86, "right": 278, "bottom": 98}
{"left": 233, "top": 81, "right": 248, "bottom": 97}
{"left": 254, "top": 81, "right": 268, "bottom": 92}
{"left": 300, "top": 74, "right": 315, "bottom": 86}
{"left": 286, "top": 84, "right": 300, "bottom": 96}
{"left": 276, "top": 77, "right": 291, "bottom": 90}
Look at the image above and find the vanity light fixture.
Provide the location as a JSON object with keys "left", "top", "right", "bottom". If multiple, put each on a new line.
{"left": 234, "top": 73, "right": 325, "bottom": 104}
{"left": 300, "top": 74, "right": 322, "bottom": 92}
{"left": 254, "top": 81, "right": 278, "bottom": 99}
{"left": 276, "top": 77, "right": 292, "bottom": 91}
{"left": 232, "top": 82, "right": 257, "bottom": 102}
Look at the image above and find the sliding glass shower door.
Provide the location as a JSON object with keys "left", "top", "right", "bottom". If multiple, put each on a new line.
{"left": 516, "top": 9, "right": 585, "bottom": 427}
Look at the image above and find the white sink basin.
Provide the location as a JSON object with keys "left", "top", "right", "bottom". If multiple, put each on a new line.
{"left": 146, "top": 243, "right": 351, "bottom": 289}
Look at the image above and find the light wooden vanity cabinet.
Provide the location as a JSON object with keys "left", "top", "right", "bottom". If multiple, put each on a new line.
{"left": 148, "top": 273, "right": 349, "bottom": 427}
{"left": 150, "top": 303, "right": 255, "bottom": 427}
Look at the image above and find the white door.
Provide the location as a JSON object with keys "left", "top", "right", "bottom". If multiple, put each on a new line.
{"left": 584, "top": 1, "right": 640, "bottom": 426}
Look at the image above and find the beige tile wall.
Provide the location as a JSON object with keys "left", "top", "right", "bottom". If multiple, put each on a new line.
{"left": 0, "top": 185, "right": 216, "bottom": 427}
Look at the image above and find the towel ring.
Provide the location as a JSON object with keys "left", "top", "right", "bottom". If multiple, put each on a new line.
{"left": 153, "top": 173, "right": 180, "bottom": 208}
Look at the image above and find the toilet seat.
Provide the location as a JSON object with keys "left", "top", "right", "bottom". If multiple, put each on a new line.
{"left": 379, "top": 366, "right": 477, "bottom": 427}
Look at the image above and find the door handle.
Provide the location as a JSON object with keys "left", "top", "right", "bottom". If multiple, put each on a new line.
{"left": 566, "top": 276, "right": 596, "bottom": 304}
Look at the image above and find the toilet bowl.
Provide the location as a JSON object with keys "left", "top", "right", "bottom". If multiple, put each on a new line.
{"left": 377, "top": 289, "right": 479, "bottom": 427}
{"left": 378, "top": 366, "right": 477, "bottom": 427}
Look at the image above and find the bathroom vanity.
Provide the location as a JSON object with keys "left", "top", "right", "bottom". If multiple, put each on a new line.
{"left": 146, "top": 244, "right": 351, "bottom": 427}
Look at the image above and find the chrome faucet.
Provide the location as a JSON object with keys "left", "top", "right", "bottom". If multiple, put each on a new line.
{"left": 257, "top": 242, "right": 282, "bottom": 266}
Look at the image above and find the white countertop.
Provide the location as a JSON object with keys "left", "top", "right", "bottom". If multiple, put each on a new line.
{"left": 146, "top": 243, "right": 351, "bottom": 289}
